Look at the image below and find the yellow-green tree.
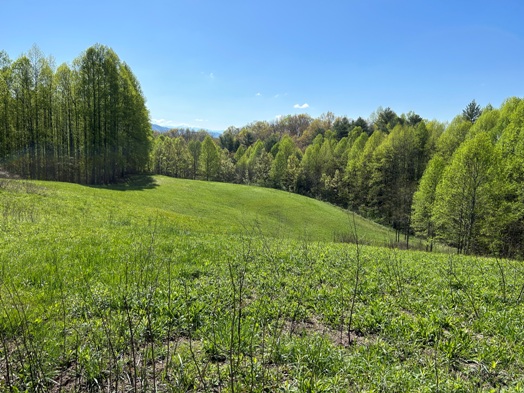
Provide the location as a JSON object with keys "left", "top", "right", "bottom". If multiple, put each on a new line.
{"left": 432, "top": 133, "right": 497, "bottom": 254}
{"left": 200, "top": 135, "right": 220, "bottom": 181}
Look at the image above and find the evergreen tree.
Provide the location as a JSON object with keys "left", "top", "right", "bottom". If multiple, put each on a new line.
{"left": 462, "top": 99, "right": 482, "bottom": 123}
{"left": 333, "top": 116, "right": 351, "bottom": 140}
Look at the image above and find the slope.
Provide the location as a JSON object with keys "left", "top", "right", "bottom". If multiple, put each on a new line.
{"left": 42, "top": 174, "right": 395, "bottom": 244}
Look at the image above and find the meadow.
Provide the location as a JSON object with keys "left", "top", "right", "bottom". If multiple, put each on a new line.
{"left": 1, "top": 176, "right": 523, "bottom": 392}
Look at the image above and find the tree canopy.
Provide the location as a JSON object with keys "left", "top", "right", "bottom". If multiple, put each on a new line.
{"left": 0, "top": 44, "right": 151, "bottom": 184}
{"left": 4, "top": 52, "right": 524, "bottom": 259}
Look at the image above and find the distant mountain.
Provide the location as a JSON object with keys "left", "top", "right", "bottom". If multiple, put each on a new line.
{"left": 151, "top": 123, "right": 222, "bottom": 138}
{"left": 208, "top": 130, "right": 223, "bottom": 138}
{"left": 151, "top": 124, "right": 172, "bottom": 132}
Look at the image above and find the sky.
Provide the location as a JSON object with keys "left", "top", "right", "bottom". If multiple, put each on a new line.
{"left": 2, "top": 0, "right": 524, "bottom": 131}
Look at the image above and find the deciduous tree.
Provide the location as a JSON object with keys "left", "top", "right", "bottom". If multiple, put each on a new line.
{"left": 433, "top": 133, "right": 496, "bottom": 254}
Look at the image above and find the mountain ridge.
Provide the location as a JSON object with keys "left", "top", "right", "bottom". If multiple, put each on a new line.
{"left": 151, "top": 123, "right": 223, "bottom": 138}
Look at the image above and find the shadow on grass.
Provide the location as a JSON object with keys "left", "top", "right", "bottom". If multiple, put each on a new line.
{"left": 88, "top": 175, "right": 159, "bottom": 191}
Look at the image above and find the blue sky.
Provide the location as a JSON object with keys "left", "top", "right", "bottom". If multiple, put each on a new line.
{"left": 2, "top": 0, "right": 524, "bottom": 130}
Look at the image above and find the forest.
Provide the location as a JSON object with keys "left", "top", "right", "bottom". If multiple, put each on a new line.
{"left": 1, "top": 46, "right": 524, "bottom": 258}
{"left": 0, "top": 45, "right": 151, "bottom": 184}
{"left": 149, "top": 100, "right": 524, "bottom": 259}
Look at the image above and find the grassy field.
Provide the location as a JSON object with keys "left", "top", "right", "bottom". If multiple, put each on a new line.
{"left": 1, "top": 176, "right": 523, "bottom": 392}
{"left": 86, "top": 175, "right": 395, "bottom": 244}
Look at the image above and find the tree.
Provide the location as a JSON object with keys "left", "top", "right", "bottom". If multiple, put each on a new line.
{"left": 345, "top": 131, "right": 385, "bottom": 212}
{"left": 0, "top": 51, "right": 12, "bottom": 166}
{"left": 0, "top": 45, "right": 151, "bottom": 184}
{"left": 467, "top": 105, "right": 500, "bottom": 140}
{"left": 367, "top": 124, "right": 422, "bottom": 242}
{"left": 10, "top": 55, "right": 35, "bottom": 177}
{"left": 218, "top": 148, "right": 235, "bottom": 182}
{"left": 53, "top": 63, "right": 77, "bottom": 180}
{"left": 297, "top": 118, "right": 326, "bottom": 149}
{"left": 270, "top": 135, "right": 297, "bottom": 189}
{"left": 435, "top": 116, "right": 472, "bottom": 159}
{"left": 344, "top": 132, "right": 368, "bottom": 203}
{"left": 433, "top": 133, "right": 496, "bottom": 254}
{"left": 300, "top": 134, "right": 324, "bottom": 195}
{"left": 151, "top": 136, "right": 169, "bottom": 175}
{"left": 168, "top": 137, "right": 190, "bottom": 177}
{"left": 245, "top": 140, "right": 265, "bottom": 182}
{"left": 74, "top": 44, "right": 150, "bottom": 183}
{"left": 374, "top": 107, "right": 400, "bottom": 133}
{"left": 277, "top": 114, "right": 312, "bottom": 137}
{"left": 353, "top": 117, "right": 370, "bottom": 135}
{"left": 219, "top": 127, "right": 240, "bottom": 152}
{"left": 237, "top": 128, "right": 256, "bottom": 147}
{"left": 253, "top": 150, "right": 272, "bottom": 186}
{"left": 285, "top": 154, "right": 301, "bottom": 192}
{"left": 200, "top": 135, "right": 219, "bottom": 181}
{"left": 407, "top": 112, "right": 423, "bottom": 126}
{"left": 333, "top": 136, "right": 350, "bottom": 170}
{"left": 411, "top": 155, "right": 446, "bottom": 250}
{"left": 188, "top": 139, "right": 201, "bottom": 179}
{"left": 424, "top": 120, "right": 446, "bottom": 157}
{"left": 488, "top": 97, "right": 524, "bottom": 257}
{"left": 333, "top": 116, "right": 351, "bottom": 140}
{"left": 115, "top": 61, "right": 151, "bottom": 179}
{"left": 462, "top": 99, "right": 482, "bottom": 123}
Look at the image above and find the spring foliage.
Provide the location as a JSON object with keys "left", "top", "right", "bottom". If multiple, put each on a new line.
{"left": 0, "top": 45, "right": 151, "bottom": 184}
{"left": 152, "top": 100, "right": 524, "bottom": 257}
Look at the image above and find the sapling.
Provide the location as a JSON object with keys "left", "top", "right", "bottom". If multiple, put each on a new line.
{"left": 227, "top": 253, "right": 247, "bottom": 393}
{"left": 448, "top": 257, "right": 480, "bottom": 319}
{"left": 495, "top": 258, "right": 507, "bottom": 303}
{"left": 0, "top": 293, "right": 14, "bottom": 391}
{"left": 123, "top": 258, "right": 138, "bottom": 393}
{"left": 347, "top": 213, "right": 364, "bottom": 346}
{"left": 181, "top": 278, "right": 208, "bottom": 391}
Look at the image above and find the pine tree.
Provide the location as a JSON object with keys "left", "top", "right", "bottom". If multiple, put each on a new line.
{"left": 462, "top": 99, "right": 482, "bottom": 123}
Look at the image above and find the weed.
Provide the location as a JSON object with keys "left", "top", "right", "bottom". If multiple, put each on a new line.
{"left": 1, "top": 176, "right": 523, "bottom": 391}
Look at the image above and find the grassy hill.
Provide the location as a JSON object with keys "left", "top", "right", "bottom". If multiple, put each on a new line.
{"left": 103, "top": 175, "right": 397, "bottom": 242}
{"left": 19, "top": 174, "right": 396, "bottom": 243}
{"left": 0, "top": 176, "right": 522, "bottom": 392}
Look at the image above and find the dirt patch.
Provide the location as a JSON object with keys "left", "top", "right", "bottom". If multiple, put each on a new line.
{"left": 286, "top": 315, "right": 379, "bottom": 348}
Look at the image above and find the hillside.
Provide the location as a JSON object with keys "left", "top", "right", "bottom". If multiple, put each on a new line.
{"left": 30, "top": 175, "right": 396, "bottom": 245}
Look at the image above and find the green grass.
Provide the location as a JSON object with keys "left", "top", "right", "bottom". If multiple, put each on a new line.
{"left": 1, "top": 176, "right": 523, "bottom": 392}
{"left": 83, "top": 175, "right": 395, "bottom": 243}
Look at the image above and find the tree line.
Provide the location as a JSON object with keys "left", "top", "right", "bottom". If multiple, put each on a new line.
{"left": 2, "top": 45, "right": 522, "bottom": 257}
{"left": 150, "top": 100, "right": 524, "bottom": 258}
{"left": 0, "top": 45, "right": 151, "bottom": 184}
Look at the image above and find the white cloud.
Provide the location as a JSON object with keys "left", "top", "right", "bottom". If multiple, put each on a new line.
{"left": 195, "top": 119, "right": 205, "bottom": 122}
{"left": 275, "top": 115, "right": 283, "bottom": 120}
{"left": 256, "top": 92, "right": 261, "bottom": 96}
{"left": 152, "top": 119, "right": 194, "bottom": 128}
{"left": 294, "top": 103, "right": 309, "bottom": 109}
{"left": 151, "top": 118, "right": 179, "bottom": 127}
